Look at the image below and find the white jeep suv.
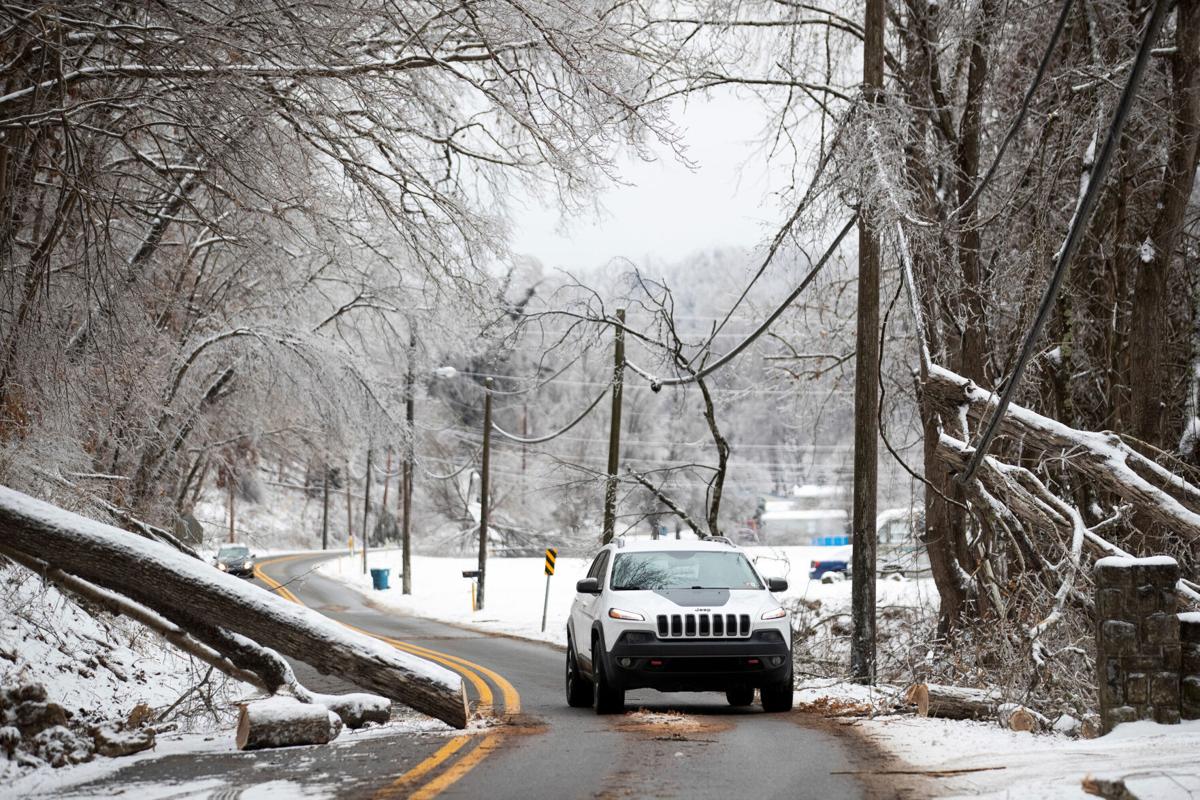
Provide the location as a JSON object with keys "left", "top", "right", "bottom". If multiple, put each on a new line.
{"left": 565, "top": 536, "right": 793, "bottom": 714}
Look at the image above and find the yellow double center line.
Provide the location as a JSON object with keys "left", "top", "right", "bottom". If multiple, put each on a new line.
{"left": 255, "top": 554, "right": 519, "bottom": 799}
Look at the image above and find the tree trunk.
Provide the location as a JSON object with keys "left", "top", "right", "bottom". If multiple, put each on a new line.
{"left": 0, "top": 486, "right": 470, "bottom": 728}
{"left": 1129, "top": 1, "right": 1200, "bottom": 447}
{"left": 905, "top": 683, "right": 1000, "bottom": 719}
{"left": 236, "top": 697, "right": 342, "bottom": 750}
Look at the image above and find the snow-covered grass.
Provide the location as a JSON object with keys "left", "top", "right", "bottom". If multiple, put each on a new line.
{"left": 319, "top": 544, "right": 937, "bottom": 647}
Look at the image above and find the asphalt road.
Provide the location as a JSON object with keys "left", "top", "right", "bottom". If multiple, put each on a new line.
{"left": 50, "top": 553, "right": 875, "bottom": 799}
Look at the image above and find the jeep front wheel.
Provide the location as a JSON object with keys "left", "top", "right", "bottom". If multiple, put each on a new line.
{"left": 760, "top": 665, "right": 794, "bottom": 712}
{"left": 565, "top": 639, "right": 593, "bottom": 708}
{"left": 592, "top": 644, "right": 624, "bottom": 715}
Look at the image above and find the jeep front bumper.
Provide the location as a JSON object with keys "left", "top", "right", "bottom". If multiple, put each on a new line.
{"left": 606, "top": 630, "right": 791, "bottom": 692}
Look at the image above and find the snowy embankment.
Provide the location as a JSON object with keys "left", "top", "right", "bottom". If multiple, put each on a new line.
{"left": 319, "top": 544, "right": 936, "bottom": 647}
{"left": 0, "top": 562, "right": 238, "bottom": 780}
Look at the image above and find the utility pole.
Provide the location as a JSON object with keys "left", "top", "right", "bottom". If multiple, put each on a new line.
{"left": 362, "top": 448, "right": 373, "bottom": 574}
{"left": 402, "top": 334, "right": 415, "bottom": 595}
{"left": 602, "top": 308, "right": 625, "bottom": 544}
{"left": 521, "top": 401, "right": 528, "bottom": 475}
{"left": 851, "top": 0, "right": 884, "bottom": 685}
{"left": 227, "top": 468, "right": 236, "bottom": 543}
{"left": 321, "top": 464, "right": 329, "bottom": 550}
{"left": 477, "top": 378, "right": 493, "bottom": 610}
{"left": 345, "top": 460, "right": 353, "bottom": 553}
{"left": 382, "top": 450, "right": 392, "bottom": 509}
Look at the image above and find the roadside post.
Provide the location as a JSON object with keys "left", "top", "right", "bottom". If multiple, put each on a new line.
{"left": 541, "top": 547, "right": 556, "bottom": 632}
{"left": 462, "top": 569, "right": 480, "bottom": 611}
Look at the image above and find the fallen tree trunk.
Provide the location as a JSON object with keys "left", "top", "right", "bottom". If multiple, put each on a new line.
{"left": 0, "top": 544, "right": 392, "bottom": 727}
{"left": 0, "top": 486, "right": 469, "bottom": 728}
{"left": 236, "top": 697, "right": 342, "bottom": 750}
{"left": 905, "top": 683, "right": 1000, "bottom": 719}
{"left": 0, "top": 544, "right": 269, "bottom": 691}
{"left": 925, "top": 364, "right": 1200, "bottom": 536}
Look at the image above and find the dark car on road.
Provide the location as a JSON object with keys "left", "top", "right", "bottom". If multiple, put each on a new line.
{"left": 215, "top": 543, "right": 256, "bottom": 578}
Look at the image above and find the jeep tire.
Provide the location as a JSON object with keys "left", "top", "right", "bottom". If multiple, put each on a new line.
{"left": 565, "top": 639, "right": 593, "bottom": 708}
{"left": 760, "top": 664, "right": 794, "bottom": 712}
{"left": 592, "top": 643, "right": 625, "bottom": 714}
{"left": 726, "top": 686, "right": 754, "bottom": 707}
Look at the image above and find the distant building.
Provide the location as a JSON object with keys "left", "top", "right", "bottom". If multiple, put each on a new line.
{"left": 759, "top": 507, "right": 849, "bottom": 545}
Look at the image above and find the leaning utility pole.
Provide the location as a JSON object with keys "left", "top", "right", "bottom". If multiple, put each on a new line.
{"left": 602, "top": 308, "right": 626, "bottom": 544}
{"left": 362, "top": 447, "right": 372, "bottom": 575}
{"left": 477, "top": 378, "right": 493, "bottom": 610}
{"left": 851, "top": 0, "right": 884, "bottom": 685}
{"left": 402, "top": 334, "right": 415, "bottom": 595}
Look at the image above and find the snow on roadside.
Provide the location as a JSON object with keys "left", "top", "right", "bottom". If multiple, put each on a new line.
{"left": 793, "top": 679, "right": 1200, "bottom": 799}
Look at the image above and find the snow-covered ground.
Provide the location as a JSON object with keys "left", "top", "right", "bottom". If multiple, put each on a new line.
{"left": 792, "top": 681, "right": 1200, "bottom": 799}
{"left": 318, "top": 544, "right": 938, "bottom": 646}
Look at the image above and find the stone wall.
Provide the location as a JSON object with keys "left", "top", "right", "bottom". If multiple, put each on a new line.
{"left": 1094, "top": 556, "right": 1180, "bottom": 734}
{"left": 1182, "top": 614, "right": 1200, "bottom": 721}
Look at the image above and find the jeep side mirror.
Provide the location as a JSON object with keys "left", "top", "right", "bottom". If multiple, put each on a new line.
{"left": 576, "top": 577, "right": 601, "bottom": 594}
{"left": 767, "top": 577, "right": 788, "bottom": 593}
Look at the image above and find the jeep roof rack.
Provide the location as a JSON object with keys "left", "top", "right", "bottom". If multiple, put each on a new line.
{"left": 699, "top": 535, "right": 735, "bottom": 547}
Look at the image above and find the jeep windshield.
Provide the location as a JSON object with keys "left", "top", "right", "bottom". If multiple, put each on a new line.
{"left": 218, "top": 545, "right": 249, "bottom": 560}
{"left": 610, "top": 551, "right": 763, "bottom": 591}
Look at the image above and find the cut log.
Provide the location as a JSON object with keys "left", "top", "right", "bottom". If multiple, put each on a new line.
{"left": 1082, "top": 775, "right": 1139, "bottom": 800}
{"left": 307, "top": 692, "right": 390, "bottom": 729}
{"left": 905, "top": 683, "right": 1001, "bottom": 719}
{"left": 91, "top": 725, "right": 156, "bottom": 757}
{"left": 236, "top": 697, "right": 342, "bottom": 750}
{"left": 0, "top": 486, "right": 469, "bottom": 729}
{"left": 998, "top": 703, "right": 1048, "bottom": 733}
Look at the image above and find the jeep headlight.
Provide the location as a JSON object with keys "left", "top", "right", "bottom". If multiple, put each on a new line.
{"left": 243, "top": 561, "right": 252, "bottom": 570}
{"left": 761, "top": 607, "right": 786, "bottom": 620}
{"left": 218, "top": 563, "right": 227, "bottom": 572}
{"left": 608, "top": 608, "right": 645, "bottom": 621}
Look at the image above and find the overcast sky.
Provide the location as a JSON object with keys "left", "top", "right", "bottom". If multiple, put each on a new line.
{"left": 508, "top": 92, "right": 786, "bottom": 272}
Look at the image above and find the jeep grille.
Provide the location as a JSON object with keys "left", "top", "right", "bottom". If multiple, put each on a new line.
{"left": 656, "top": 613, "right": 751, "bottom": 639}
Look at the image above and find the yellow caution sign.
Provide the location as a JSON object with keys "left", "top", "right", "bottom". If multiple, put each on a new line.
{"left": 544, "top": 547, "right": 557, "bottom": 576}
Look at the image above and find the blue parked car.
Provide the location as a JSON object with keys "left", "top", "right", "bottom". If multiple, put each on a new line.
{"left": 808, "top": 546, "right": 851, "bottom": 580}
{"left": 808, "top": 557, "right": 849, "bottom": 580}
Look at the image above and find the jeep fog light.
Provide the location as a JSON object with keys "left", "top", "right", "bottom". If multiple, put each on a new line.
{"left": 769, "top": 656, "right": 785, "bottom": 667}
{"left": 618, "top": 658, "right": 633, "bottom": 668}
{"left": 609, "top": 608, "right": 645, "bottom": 621}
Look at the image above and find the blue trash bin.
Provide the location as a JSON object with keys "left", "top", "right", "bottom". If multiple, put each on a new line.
{"left": 369, "top": 568, "right": 390, "bottom": 590}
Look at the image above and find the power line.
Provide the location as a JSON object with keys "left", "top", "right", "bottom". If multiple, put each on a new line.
{"left": 623, "top": 216, "right": 858, "bottom": 390}
{"left": 489, "top": 385, "right": 611, "bottom": 445}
